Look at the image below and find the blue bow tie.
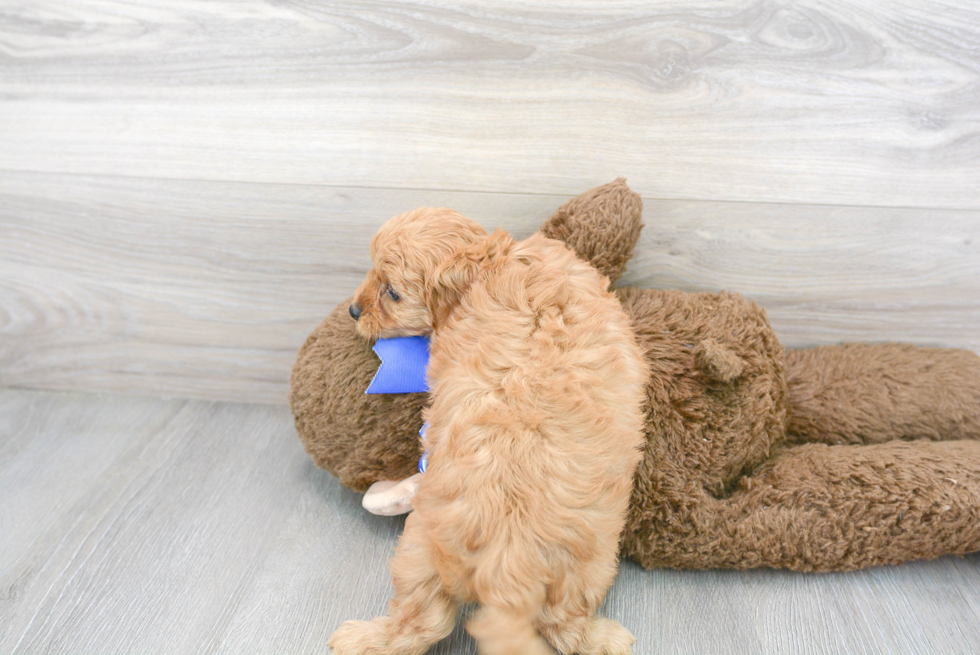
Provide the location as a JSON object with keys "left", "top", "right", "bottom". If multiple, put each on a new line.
{"left": 365, "top": 336, "right": 431, "bottom": 394}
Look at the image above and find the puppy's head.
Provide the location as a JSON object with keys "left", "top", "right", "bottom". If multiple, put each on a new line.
{"left": 350, "top": 207, "right": 493, "bottom": 340}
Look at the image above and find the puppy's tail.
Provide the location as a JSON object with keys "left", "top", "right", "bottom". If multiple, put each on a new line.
{"left": 467, "top": 602, "right": 551, "bottom": 655}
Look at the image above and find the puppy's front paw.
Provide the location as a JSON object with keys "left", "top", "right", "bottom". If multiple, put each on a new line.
{"left": 329, "top": 618, "right": 390, "bottom": 655}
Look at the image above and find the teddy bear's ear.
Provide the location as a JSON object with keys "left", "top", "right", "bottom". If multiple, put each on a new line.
{"left": 539, "top": 178, "right": 643, "bottom": 286}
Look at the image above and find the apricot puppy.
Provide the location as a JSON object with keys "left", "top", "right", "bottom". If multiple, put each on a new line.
{"left": 330, "top": 208, "right": 648, "bottom": 655}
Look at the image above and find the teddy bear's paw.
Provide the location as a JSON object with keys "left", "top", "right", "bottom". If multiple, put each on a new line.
{"left": 577, "top": 618, "right": 635, "bottom": 655}
{"left": 328, "top": 618, "right": 391, "bottom": 655}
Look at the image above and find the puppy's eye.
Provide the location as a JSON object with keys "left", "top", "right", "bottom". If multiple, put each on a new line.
{"left": 386, "top": 286, "right": 401, "bottom": 302}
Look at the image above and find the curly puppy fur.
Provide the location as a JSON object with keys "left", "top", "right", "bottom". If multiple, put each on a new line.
{"left": 330, "top": 208, "right": 649, "bottom": 655}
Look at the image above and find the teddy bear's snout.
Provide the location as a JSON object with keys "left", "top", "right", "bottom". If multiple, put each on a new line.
{"left": 349, "top": 303, "right": 363, "bottom": 320}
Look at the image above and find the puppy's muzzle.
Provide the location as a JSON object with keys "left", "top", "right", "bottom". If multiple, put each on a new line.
{"left": 349, "top": 303, "right": 363, "bottom": 320}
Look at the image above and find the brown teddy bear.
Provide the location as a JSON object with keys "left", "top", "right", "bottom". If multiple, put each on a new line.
{"left": 290, "top": 180, "right": 980, "bottom": 572}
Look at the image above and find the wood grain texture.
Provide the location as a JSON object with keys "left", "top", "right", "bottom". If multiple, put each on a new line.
{"left": 622, "top": 199, "right": 980, "bottom": 351}
{"left": 1, "top": 0, "right": 979, "bottom": 208}
{"left": 0, "top": 171, "right": 562, "bottom": 404}
{"left": 3, "top": 171, "right": 978, "bottom": 404}
{"left": 1, "top": 387, "right": 979, "bottom": 654}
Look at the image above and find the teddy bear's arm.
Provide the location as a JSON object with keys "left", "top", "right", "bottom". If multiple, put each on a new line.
{"left": 540, "top": 178, "right": 643, "bottom": 286}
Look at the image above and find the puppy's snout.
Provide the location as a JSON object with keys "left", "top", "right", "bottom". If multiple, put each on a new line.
{"left": 349, "top": 303, "right": 363, "bottom": 321}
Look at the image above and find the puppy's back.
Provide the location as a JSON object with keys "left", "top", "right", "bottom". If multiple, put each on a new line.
{"left": 417, "top": 233, "right": 648, "bottom": 652}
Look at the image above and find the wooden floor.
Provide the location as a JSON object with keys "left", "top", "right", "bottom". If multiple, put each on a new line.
{"left": 2, "top": 387, "right": 979, "bottom": 655}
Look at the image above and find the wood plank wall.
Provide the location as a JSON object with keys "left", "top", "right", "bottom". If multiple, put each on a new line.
{"left": 2, "top": 0, "right": 978, "bottom": 404}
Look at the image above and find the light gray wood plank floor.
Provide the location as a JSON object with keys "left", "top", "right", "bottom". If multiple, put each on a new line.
{"left": 2, "top": 387, "right": 979, "bottom": 655}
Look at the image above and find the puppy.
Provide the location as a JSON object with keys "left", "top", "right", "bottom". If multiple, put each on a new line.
{"left": 331, "top": 208, "right": 648, "bottom": 655}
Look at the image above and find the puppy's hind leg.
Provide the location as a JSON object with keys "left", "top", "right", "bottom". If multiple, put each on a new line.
{"left": 536, "top": 560, "right": 634, "bottom": 655}
{"left": 467, "top": 600, "right": 552, "bottom": 655}
{"left": 330, "top": 513, "right": 459, "bottom": 655}
{"left": 543, "top": 615, "right": 635, "bottom": 655}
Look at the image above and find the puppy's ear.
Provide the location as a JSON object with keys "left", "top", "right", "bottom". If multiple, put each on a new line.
{"left": 426, "top": 229, "right": 511, "bottom": 328}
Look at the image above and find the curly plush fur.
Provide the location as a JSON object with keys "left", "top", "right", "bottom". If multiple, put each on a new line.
{"left": 330, "top": 208, "right": 648, "bottom": 655}
{"left": 291, "top": 179, "right": 980, "bottom": 573}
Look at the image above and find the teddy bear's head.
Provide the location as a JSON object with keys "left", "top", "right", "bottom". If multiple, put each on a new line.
{"left": 289, "top": 180, "right": 643, "bottom": 493}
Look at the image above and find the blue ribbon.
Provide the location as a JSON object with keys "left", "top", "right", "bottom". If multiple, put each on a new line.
{"left": 418, "top": 423, "right": 429, "bottom": 473}
{"left": 365, "top": 336, "right": 430, "bottom": 394}
{"left": 365, "top": 336, "right": 432, "bottom": 473}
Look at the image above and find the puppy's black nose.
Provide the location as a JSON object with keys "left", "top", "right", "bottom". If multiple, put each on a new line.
{"left": 349, "top": 303, "right": 362, "bottom": 321}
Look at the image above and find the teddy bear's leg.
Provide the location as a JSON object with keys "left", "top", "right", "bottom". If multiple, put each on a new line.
{"left": 626, "top": 439, "right": 980, "bottom": 571}
{"left": 329, "top": 512, "right": 458, "bottom": 655}
{"left": 726, "top": 439, "right": 980, "bottom": 570}
{"left": 784, "top": 343, "right": 980, "bottom": 446}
